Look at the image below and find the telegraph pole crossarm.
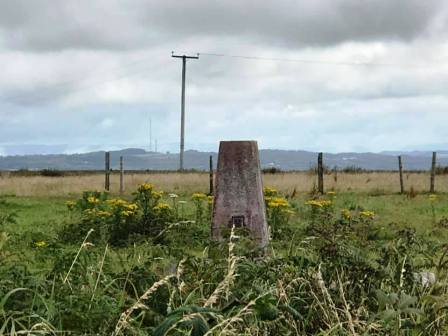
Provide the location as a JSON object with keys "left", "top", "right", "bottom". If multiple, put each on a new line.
{"left": 171, "top": 53, "right": 200, "bottom": 60}
{"left": 172, "top": 52, "right": 199, "bottom": 171}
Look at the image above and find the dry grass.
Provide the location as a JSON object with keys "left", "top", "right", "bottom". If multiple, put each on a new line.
{"left": 0, "top": 172, "right": 206, "bottom": 197}
{"left": 0, "top": 171, "right": 446, "bottom": 197}
{"left": 263, "top": 171, "right": 448, "bottom": 195}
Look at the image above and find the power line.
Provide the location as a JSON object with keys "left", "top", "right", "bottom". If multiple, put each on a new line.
{"left": 3, "top": 50, "right": 443, "bottom": 106}
{"left": 198, "top": 52, "right": 443, "bottom": 69}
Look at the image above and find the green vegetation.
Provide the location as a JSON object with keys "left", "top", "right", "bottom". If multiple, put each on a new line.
{"left": 1, "top": 187, "right": 448, "bottom": 335}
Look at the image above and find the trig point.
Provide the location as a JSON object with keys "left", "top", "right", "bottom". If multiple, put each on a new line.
{"left": 212, "top": 140, "right": 268, "bottom": 248}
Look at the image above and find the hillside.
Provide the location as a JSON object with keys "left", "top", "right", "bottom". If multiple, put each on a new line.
{"left": 0, "top": 148, "right": 447, "bottom": 171}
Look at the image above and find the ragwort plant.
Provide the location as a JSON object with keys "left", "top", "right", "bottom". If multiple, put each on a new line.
{"left": 133, "top": 183, "right": 174, "bottom": 237}
{"left": 61, "top": 184, "right": 174, "bottom": 245}
{"left": 264, "top": 187, "right": 295, "bottom": 239}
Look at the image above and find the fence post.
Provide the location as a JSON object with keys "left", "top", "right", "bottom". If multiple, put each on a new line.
{"left": 398, "top": 155, "right": 404, "bottom": 194}
{"left": 430, "top": 151, "right": 436, "bottom": 193}
{"left": 209, "top": 155, "right": 214, "bottom": 196}
{"left": 119, "top": 156, "right": 124, "bottom": 195}
{"left": 317, "top": 152, "right": 324, "bottom": 194}
{"left": 105, "top": 151, "right": 110, "bottom": 191}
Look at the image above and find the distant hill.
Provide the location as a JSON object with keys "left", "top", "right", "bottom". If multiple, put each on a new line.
{"left": 0, "top": 148, "right": 447, "bottom": 171}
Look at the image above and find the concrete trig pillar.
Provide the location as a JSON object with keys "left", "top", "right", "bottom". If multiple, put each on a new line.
{"left": 212, "top": 141, "right": 268, "bottom": 248}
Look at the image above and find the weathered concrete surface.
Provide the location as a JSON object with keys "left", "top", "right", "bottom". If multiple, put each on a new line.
{"left": 212, "top": 141, "right": 268, "bottom": 248}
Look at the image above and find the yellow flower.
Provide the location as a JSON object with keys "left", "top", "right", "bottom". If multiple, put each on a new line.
{"left": 268, "top": 197, "right": 289, "bottom": 208}
{"left": 151, "top": 191, "right": 163, "bottom": 199}
{"left": 305, "top": 199, "right": 332, "bottom": 208}
{"left": 120, "top": 210, "right": 135, "bottom": 217}
{"left": 341, "top": 209, "right": 351, "bottom": 220}
{"left": 327, "top": 191, "right": 337, "bottom": 199}
{"left": 83, "top": 208, "right": 110, "bottom": 219}
{"left": 34, "top": 241, "right": 47, "bottom": 248}
{"left": 138, "top": 183, "right": 154, "bottom": 192}
{"left": 305, "top": 200, "right": 320, "bottom": 207}
{"left": 87, "top": 196, "right": 100, "bottom": 204}
{"left": 106, "top": 199, "right": 139, "bottom": 217}
{"left": 97, "top": 210, "right": 111, "bottom": 218}
{"left": 359, "top": 210, "right": 375, "bottom": 218}
{"left": 192, "top": 193, "right": 207, "bottom": 201}
{"left": 126, "top": 203, "right": 138, "bottom": 211}
{"left": 429, "top": 194, "right": 438, "bottom": 202}
{"left": 107, "top": 198, "right": 128, "bottom": 207}
{"left": 264, "top": 187, "right": 278, "bottom": 197}
{"left": 207, "top": 196, "right": 214, "bottom": 204}
{"left": 153, "top": 202, "right": 171, "bottom": 211}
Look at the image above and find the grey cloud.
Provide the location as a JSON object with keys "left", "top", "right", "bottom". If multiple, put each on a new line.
{"left": 2, "top": 83, "right": 79, "bottom": 106}
{"left": 144, "top": 0, "right": 446, "bottom": 47}
{"left": 0, "top": 0, "right": 446, "bottom": 51}
{"left": 0, "top": 0, "right": 153, "bottom": 51}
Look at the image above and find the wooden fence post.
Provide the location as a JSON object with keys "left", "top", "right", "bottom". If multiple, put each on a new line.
{"left": 105, "top": 151, "right": 110, "bottom": 191}
{"left": 317, "top": 152, "right": 324, "bottom": 194}
{"left": 398, "top": 155, "right": 404, "bottom": 194}
{"left": 119, "top": 156, "right": 124, "bottom": 195}
{"left": 430, "top": 151, "right": 436, "bottom": 193}
{"left": 209, "top": 155, "right": 214, "bottom": 196}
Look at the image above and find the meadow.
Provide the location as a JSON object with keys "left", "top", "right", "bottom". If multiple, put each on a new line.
{"left": 0, "top": 170, "right": 446, "bottom": 196}
{"left": 1, "top": 172, "right": 448, "bottom": 335}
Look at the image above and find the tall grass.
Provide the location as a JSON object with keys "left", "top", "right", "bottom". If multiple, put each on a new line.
{"left": 2, "top": 183, "right": 448, "bottom": 334}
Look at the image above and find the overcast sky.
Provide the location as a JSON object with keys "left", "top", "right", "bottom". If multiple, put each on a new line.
{"left": 1, "top": 0, "right": 448, "bottom": 155}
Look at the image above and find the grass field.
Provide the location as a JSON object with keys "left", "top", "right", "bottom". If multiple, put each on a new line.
{"left": 2, "top": 192, "right": 446, "bottom": 237}
{"left": 2, "top": 177, "right": 448, "bottom": 334}
{"left": 0, "top": 170, "right": 446, "bottom": 196}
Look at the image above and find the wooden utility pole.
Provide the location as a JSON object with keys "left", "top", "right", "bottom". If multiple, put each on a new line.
{"left": 430, "top": 151, "right": 437, "bottom": 193}
{"left": 317, "top": 152, "right": 324, "bottom": 194}
{"left": 209, "top": 155, "right": 214, "bottom": 195}
{"left": 172, "top": 52, "right": 199, "bottom": 171}
{"left": 398, "top": 155, "right": 404, "bottom": 194}
{"left": 105, "top": 152, "right": 110, "bottom": 191}
{"left": 119, "top": 156, "right": 124, "bottom": 195}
